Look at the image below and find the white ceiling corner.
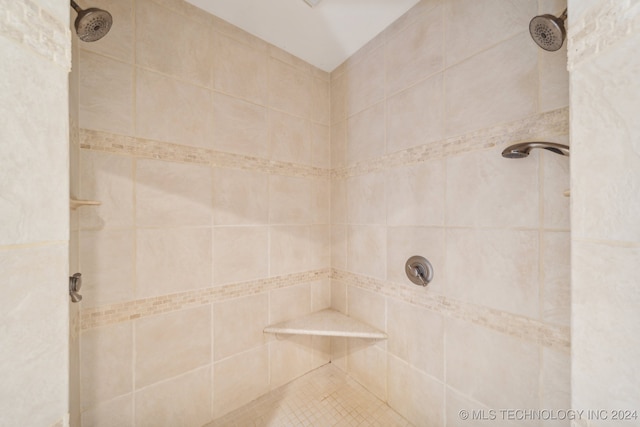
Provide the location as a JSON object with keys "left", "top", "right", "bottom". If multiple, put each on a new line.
{"left": 184, "top": 0, "right": 420, "bottom": 72}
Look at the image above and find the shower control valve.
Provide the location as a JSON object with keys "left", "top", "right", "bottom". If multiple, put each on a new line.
{"left": 405, "top": 256, "right": 434, "bottom": 287}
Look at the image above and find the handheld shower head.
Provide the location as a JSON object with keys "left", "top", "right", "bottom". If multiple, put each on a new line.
{"left": 501, "top": 142, "right": 570, "bottom": 159}
{"left": 529, "top": 9, "right": 567, "bottom": 51}
{"left": 70, "top": 0, "right": 112, "bottom": 42}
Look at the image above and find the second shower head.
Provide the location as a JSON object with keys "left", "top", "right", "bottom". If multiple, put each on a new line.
{"left": 529, "top": 9, "right": 567, "bottom": 51}
{"left": 502, "top": 142, "right": 570, "bottom": 159}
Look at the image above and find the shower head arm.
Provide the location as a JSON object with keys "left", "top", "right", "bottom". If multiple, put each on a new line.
{"left": 560, "top": 8, "right": 568, "bottom": 21}
{"left": 522, "top": 141, "right": 570, "bottom": 156}
{"left": 70, "top": 0, "right": 82, "bottom": 13}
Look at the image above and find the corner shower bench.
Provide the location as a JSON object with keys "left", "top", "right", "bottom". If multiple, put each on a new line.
{"left": 264, "top": 309, "right": 387, "bottom": 339}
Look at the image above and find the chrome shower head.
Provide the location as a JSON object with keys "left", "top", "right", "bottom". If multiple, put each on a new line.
{"left": 529, "top": 9, "right": 567, "bottom": 51}
{"left": 502, "top": 142, "right": 570, "bottom": 159}
{"left": 70, "top": 0, "right": 112, "bottom": 42}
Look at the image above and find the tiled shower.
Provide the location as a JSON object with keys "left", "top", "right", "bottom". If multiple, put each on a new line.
{"left": 2, "top": 0, "right": 640, "bottom": 426}
{"left": 69, "top": 0, "right": 572, "bottom": 425}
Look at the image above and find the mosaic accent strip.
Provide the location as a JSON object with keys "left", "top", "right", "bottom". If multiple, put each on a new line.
{"left": 332, "top": 108, "right": 569, "bottom": 179}
{"left": 80, "top": 128, "right": 330, "bottom": 178}
{"left": 568, "top": 0, "right": 640, "bottom": 70}
{"left": 81, "top": 269, "right": 331, "bottom": 330}
{"left": 0, "top": 0, "right": 71, "bottom": 69}
{"left": 332, "top": 269, "right": 571, "bottom": 352}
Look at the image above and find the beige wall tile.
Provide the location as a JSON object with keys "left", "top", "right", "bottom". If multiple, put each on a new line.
{"left": 347, "top": 286, "right": 386, "bottom": 333}
{"left": 444, "top": 0, "right": 536, "bottom": 66}
{"left": 445, "top": 388, "right": 497, "bottom": 427}
{"left": 311, "top": 123, "right": 331, "bottom": 169}
{"left": 539, "top": 44, "right": 569, "bottom": 112}
{"left": 135, "top": 366, "right": 211, "bottom": 427}
{"left": 387, "top": 299, "right": 444, "bottom": 380}
{"left": 213, "top": 32, "right": 267, "bottom": 105}
{"left": 311, "top": 279, "right": 331, "bottom": 311}
{"left": 330, "top": 71, "right": 347, "bottom": 125}
{"left": 79, "top": 150, "right": 134, "bottom": 230}
{"left": 331, "top": 225, "right": 347, "bottom": 270}
{"left": 136, "top": 68, "right": 212, "bottom": 148}
{"left": 311, "top": 336, "right": 331, "bottom": 369}
{"left": 330, "top": 337, "right": 348, "bottom": 372}
{"left": 212, "top": 167, "right": 269, "bottom": 225}
{"left": 309, "top": 224, "right": 331, "bottom": 270}
{"left": 386, "top": 160, "right": 445, "bottom": 226}
{"left": 136, "top": 227, "right": 212, "bottom": 298}
{"left": 269, "top": 58, "right": 311, "bottom": 118}
{"left": 331, "top": 120, "right": 347, "bottom": 169}
{"left": 269, "top": 45, "right": 312, "bottom": 72}
{"left": 213, "top": 294, "right": 268, "bottom": 361}
{"left": 136, "top": 0, "right": 212, "bottom": 87}
{"left": 269, "top": 175, "right": 313, "bottom": 225}
{"left": 385, "top": 4, "right": 444, "bottom": 96}
{"left": 79, "top": 50, "right": 133, "bottom": 135}
{"left": 79, "top": 229, "right": 134, "bottom": 309}
{"left": 387, "top": 73, "right": 444, "bottom": 152}
{"left": 331, "top": 178, "right": 347, "bottom": 224}
{"left": 213, "top": 346, "right": 269, "bottom": 418}
{"left": 388, "top": 355, "right": 444, "bottom": 427}
{"left": 446, "top": 229, "right": 539, "bottom": 318}
{"left": 346, "top": 47, "right": 385, "bottom": 116}
{"left": 269, "top": 225, "right": 311, "bottom": 275}
{"left": 312, "top": 178, "right": 330, "bottom": 225}
{"left": 80, "top": 322, "right": 133, "bottom": 409}
{"left": 311, "top": 77, "right": 330, "bottom": 125}
{"left": 81, "top": 394, "right": 133, "bottom": 427}
{"left": 446, "top": 149, "right": 539, "bottom": 228}
{"left": 135, "top": 158, "right": 212, "bottom": 228}
{"left": 542, "top": 141, "right": 571, "bottom": 230}
{"left": 347, "top": 102, "right": 385, "bottom": 165}
{"left": 347, "top": 225, "right": 386, "bottom": 280}
{"left": 347, "top": 172, "right": 386, "bottom": 225}
{"left": 446, "top": 318, "right": 540, "bottom": 410}
{"left": 270, "top": 335, "right": 315, "bottom": 388}
{"left": 212, "top": 92, "right": 268, "bottom": 158}
{"left": 269, "top": 110, "right": 311, "bottom": 165}
{"left": 541, "top": 348, "right": 571, "bottom": 424}
{"left": 213, "top": 226, "right": 269, "bottom": 285}
{"left": 347, "top": 339, "right": 387, "bottom": 400}
{"left": 330, "top": 280, "right": 347, "bottom": 314}
{"left": 445, "top": 33, "right": 537, "bottom": 136}
{"left": 543, "top": 232, "right": 570, "bottom": 326}
{"left": 270, "top": 283, "right": 311, "bottom": 324}
{"left": 135, "top": 306, "right": 211, "bottom": 388}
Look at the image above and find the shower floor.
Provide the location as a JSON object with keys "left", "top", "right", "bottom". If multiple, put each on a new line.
{"left": 205, "top": 363, "right": 412, "bottom": 427}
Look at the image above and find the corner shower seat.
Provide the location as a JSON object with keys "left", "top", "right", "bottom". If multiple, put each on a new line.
{"left": 264, "top": 308, "right": 387, "bottom": 339}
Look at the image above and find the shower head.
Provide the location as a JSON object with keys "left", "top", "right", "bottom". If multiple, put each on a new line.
{"left": 70, "top": 0, "right": 112, "bottom": 42}
{"left": 502, "top": 142, "right": 570, "bottom": 159}
{"left": 529, "top": 9, "right": 567, "bottom": 51}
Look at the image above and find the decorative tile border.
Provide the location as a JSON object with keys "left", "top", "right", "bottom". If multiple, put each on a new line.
{"left": 568, "top": 0, "right": 640, "bottom": 70}
{"left": 332, "top": 269, "right": 571, "bottom": 352}
{"left": 80, "top": 128, "right": 330, "bottom": 178}
{"left": 0, "top": 0, "right": 71, "bottom": 69}
{"left": 81, "top": 269, "right": 330, "bottom": 330}
{"left": 333, "top": 108, "right": 569, "bottom": 179}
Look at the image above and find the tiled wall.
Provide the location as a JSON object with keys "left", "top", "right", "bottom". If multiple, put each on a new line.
{"left": 568, "top": 1, "right": 640, "bottom": 425}
{"left": 330, "top": 0, "right": 571, "bottom": 425}
{"left": 0, "top": 0, "right": 71, "bottom": 425}
{"left": 75, "top": 0, "right": 330, "bottom": 425}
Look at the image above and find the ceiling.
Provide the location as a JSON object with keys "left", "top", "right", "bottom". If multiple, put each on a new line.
{"left": 185, "top": 0, "right": 420, "bottom": 72}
